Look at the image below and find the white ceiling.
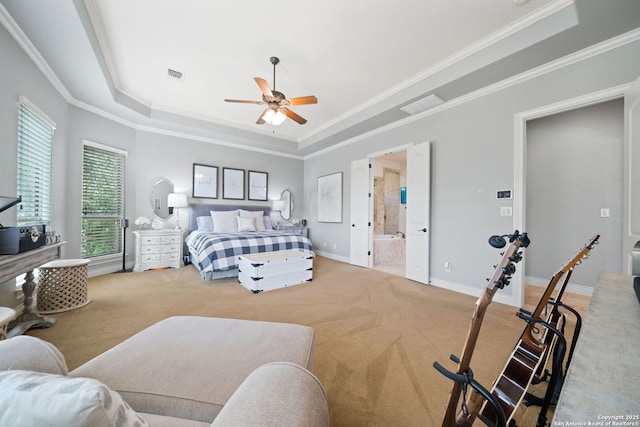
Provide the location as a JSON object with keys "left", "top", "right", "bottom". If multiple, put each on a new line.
{"left": 1, "top": 0, "right": 639, "bottom": 156}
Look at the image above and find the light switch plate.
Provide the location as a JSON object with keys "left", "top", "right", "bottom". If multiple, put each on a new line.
{"left": 500, "top": 207, "right": 513, "bottom": 217}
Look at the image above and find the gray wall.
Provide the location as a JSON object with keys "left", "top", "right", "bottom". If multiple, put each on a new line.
{"left": 303, "top": 37, "right": 640, "bottom": 296}
{"left": 133, "top": 131, "right": 304, "bottom": 228}
{"left": 2, "top": 17, "right": 640, "bottom": 308}
{"left": 0, "top": 24, "right": 304, "bottom": 307}
{"left": 525, "top": 99, "right": 624, "bottom": 287}
{"left": 0, "top": 22, "right": 70, "bottom": 307}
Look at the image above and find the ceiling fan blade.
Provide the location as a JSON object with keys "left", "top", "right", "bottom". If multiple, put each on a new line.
{"left": 282, "top": 108, "right": 307, "bottom": 125}
{"left": 254, "top": 77, "right": 273, "bottom": 98}
{"left": 287, "top": 95, "right": 318, "bottom": 106}
{"left": 224, "top": 99, "right": 264, "bottom": 104}
{"left": 256, "top": 109, "right": 269, "bottom": 125}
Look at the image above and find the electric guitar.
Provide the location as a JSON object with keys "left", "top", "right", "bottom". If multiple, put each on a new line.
{"left": 475, "top": 234, "right": 600, "bottom": 426}
{"left": 436, "top": 230, "right": 530, "bottom": 427}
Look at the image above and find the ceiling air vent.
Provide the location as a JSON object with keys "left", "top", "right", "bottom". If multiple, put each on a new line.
{"left": 167, "top": 68, "right": 184, "bottom": 82}
{"left": 401, "top": 94, "right": 444, "bottom": 115}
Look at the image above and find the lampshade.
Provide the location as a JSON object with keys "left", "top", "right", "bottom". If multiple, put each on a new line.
{"left": 167, "top": 193, "right": 188, "bottom": 208}
{"left": 272, "top": 200, "right": 285, "bottom": 211}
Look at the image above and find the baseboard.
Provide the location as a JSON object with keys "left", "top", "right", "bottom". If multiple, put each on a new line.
{"left": 88, "top": 261, "right": 135, "bottom": 278}
{"left": 429, "top": 277, "right": 519, "bottom": 307}
{"left": 315, "top": 250, "right": 350, "bottom": 264}
{"left": 525, "top": 275, "right": 594, "bottom": 296}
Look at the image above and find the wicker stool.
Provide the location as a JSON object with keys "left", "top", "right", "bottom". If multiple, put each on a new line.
{"left": 36, "top": 259, "right": 91, "bottom": 314}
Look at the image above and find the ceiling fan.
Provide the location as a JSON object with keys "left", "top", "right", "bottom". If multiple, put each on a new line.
{"left": 224, "top": 57, "right": 317, "bottom": 125}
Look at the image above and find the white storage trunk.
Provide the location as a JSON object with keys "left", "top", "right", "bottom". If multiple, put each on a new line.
{"left": 238, "top": 250, "right": 313, "bottom": 293}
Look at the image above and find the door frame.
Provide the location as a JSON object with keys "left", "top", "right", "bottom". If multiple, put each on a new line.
{"left": 513, "top": 83, "right": 629, "bottom": 307}
{"left": 367, "top": 143, "right": 415, "bottom": 272}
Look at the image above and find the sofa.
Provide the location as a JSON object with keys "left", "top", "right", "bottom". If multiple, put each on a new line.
{"left": 0, "top": 316, "right": 330, "bottom": 426}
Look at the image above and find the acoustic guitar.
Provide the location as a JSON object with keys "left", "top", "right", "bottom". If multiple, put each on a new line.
{"left": 436, "top": 230, "right": 530, "bottom": 427}
{"left": 469, "top": 234, "right": 600, "bottom": 426}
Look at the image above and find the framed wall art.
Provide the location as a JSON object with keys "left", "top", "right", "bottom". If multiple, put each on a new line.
{"left": 248, "top": 170, "right": 268, "bottom": 201}
{"left": 223, "top": 167, "right": 245, "bottom": 200}
{"left": 192, "top": 163, "right": 218, "bottom": 199}
{"left": 317, "top": 172, "right": 343, "bottom": 223}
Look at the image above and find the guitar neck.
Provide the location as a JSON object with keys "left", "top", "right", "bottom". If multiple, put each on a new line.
{"left": 525, "top": 235, "right": 599, "bottom": 336}
{"left": 440, "top": 232, "right": 527, "bottom": 426}
{"left": 480, "top": 234, "right": 600, "bottom": 425}
{"left": 441, "top": 288, "right": 497, "bottom": 425}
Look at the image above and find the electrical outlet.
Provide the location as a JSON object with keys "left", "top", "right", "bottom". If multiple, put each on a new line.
{"left": 333, "top": 243, "right": 337, "bottom": 250}
{"left": 323, "top": 241, "right": 327, "bottom": 247}
{"left": 600, "top": 208, "right": 610, "bottom": 218}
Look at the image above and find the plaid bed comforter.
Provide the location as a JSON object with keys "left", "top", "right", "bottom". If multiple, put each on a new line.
{"left": 185, "top": 230, "right": 314, "bottom": 275}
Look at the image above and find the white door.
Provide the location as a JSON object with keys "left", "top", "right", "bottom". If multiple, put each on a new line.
{"left": 405, "top": 142, "right": 431, "bottom": 283}
{"left": 625, "top": 76, "right": 640, "bottom": 272}
{"left": 350, "top": 158, "right": 371, "bottom": 267}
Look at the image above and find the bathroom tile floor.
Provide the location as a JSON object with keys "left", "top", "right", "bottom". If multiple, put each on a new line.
{"left": 373, "top": 262, "right": 405, "bottom": 277}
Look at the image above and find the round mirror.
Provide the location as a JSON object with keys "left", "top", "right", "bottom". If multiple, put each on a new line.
{"left": 280, "top": 189, "right": 293, "bottom": 220}
{"left": 150, "top": 178, "right": 174, "bottom": 220}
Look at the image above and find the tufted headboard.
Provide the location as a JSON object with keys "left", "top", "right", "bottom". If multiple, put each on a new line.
{"left": 188, "top": 204, "right": 271, "bottom": 232}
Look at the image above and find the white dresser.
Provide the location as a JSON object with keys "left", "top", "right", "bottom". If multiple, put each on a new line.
{"left": 133, "top": 229, "right": 183, "bottom": 272}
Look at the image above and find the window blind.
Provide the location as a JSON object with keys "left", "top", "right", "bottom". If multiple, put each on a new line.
{"left": 81, "top": 143, "right": 126, "bottom": 258}
{"left": 16, "top": 100, "right": 55, "bottom": 227}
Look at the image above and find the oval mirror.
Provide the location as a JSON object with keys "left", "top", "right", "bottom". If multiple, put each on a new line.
{"left": 150, "top": 178, "right": 174, "bottom": 220}
{"left": 280, "top": 189, "right": 293, "bottom": 220}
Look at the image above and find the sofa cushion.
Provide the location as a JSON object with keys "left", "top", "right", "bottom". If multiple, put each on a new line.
{"left": 212, "top": 362, "right": 329, "bottom": 427}
{"left": 70, "top": 316, "right": 315, "bottom": 423}
{"left": 137, "top": 413, "right": 210, "bottom": 427}
{"left": 0, "top": 335, "right": 68, "bottom": 375}
{"left": 0, "top": 370, "right": 148, "bottom": 427}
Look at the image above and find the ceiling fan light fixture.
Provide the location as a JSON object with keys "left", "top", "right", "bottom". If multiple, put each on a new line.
{"left": 263, "top": 109, "right": 287, "bottom": 126}
{"left": 225, "top": 56, "right": 316, "bottom": 125}
{"left": 272, "top": 110, "right": 287, "bottom": 125}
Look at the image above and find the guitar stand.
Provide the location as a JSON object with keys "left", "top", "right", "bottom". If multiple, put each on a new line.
{"left": 434, "top": 355, "right": 507, "bottom": 427}
{"left": 515, "top": 311, "right": 567, "bottom": 427}
{"left": 529, "top": 301, "right": 583, "bottom": 404}
{"left": 555, "top": 301, "right": 582, "bottom": 373}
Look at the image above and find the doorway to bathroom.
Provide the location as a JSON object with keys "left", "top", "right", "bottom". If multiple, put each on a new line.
{"left": 372, "top": 151, "right": 407, "bottom": 277}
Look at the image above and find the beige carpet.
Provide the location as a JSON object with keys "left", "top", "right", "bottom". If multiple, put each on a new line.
{"left": 27, "top": 256, "right": 584, "bottom": 426}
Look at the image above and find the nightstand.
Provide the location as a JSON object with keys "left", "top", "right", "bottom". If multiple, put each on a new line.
{"left": 133, "top": 229, "right": 183, "bottom": 272}
{"left": 278, "top": 226, "right": 309, "bottom": 238}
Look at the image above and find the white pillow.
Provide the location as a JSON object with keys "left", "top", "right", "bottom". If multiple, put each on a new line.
{"left": 196, "top": 216, "right": 213, "bottom": 231}
{"left": 263, "top": 215, "right": 273, "bottom": 230}
{"left": 239, "top": 209, "right": 266, "bottom": 231}
{"left": 0, "top": 370, "right": 149, "bottom": 427}
{"left": 210, "top": 210, "right": 239, "bottom": 233}
{"left": 236, "top": 216, "right": 256, "bottom": 232}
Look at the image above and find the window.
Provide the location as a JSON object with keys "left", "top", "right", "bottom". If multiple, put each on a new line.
{"left": 16, "top": 97, "right": 55, "bottom": 227}
{"left": 81, "top": 141, "right": 127, "bottom": 259}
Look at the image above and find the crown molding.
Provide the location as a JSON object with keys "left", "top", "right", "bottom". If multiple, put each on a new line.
{"left": 299, "top": 0, "right": 576, "bottom": 144}
{"left": 304, "top": 27, "right": 640, "bottom": 160}
{"left": 0, "top": 3, "right": 73, "bottom": 103}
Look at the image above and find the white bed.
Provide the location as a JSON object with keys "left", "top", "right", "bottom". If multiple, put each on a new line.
{"left": 185, "top": 204, "right": 314, "bottom": 280}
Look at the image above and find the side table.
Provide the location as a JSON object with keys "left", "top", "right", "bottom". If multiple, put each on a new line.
{"left": 37, "top": 259, "right": 91, "bottom": 314}
{"left": 277, "top": 226, "right": 309, "bottom": 238}
{"left": 0, "top": 307, "right": 16, "bottom": 340}
{"left": 0, "top": 242, "right": 65, "bottom": 338}
{"left": 133, "top": 229, "right": 183, "bottom": 272}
